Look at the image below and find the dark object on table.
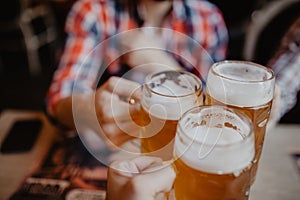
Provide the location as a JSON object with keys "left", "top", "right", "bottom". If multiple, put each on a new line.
{"left": 0, "top": 119, "right": 42, "bottom": 154}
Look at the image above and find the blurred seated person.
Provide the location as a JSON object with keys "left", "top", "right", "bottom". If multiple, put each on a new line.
{"left": 268, "top": 18, "right": 300, "bottom": 122}
{"left": 107, "top": 156, "right": 175, "bottom": 200}
{"left": 46, "top": 0, "right": 228, "bottom": 145}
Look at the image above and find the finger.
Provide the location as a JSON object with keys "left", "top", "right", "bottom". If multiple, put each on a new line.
{"left": 136, "top": 164, "right": 176, "bottom": 194}
{"left": 129, "top": 156, "right": 163, "bottom": 172}
{"left": 97, "top": 91, "right": 140, "bottom": 123}
{"left": 101, "top": 121, "right": 140, "bottom": 147}
{"left": 96, "top": 89, "right": 120, "bottom": 103}
{"left": 107, "top": 157, "right": 161, "bottom": 200}
{"left": 126, "top": 164, "right": 175, "bottom": 200}
{"left": 107, "top": 160, "right": 139, "bottom": 200}
{"left": 269, "top": 84, "right": 281, "bottom": 121}
{"left": 102, "top": 118, "right": 141, "bottom": 137}
{"left": 108, "top": 156, "right": 163, "bottom": 180}
{"left": 102, "top": 131, "right": 135, "bottom": 148}
{"left": 107, "top": 157, "right": 172, "bottom": 200}
{"left": 103, "top": 76, "right": 142, "bottom": 100}
{"left": 95, "top": 90, "right": 120, "bottom": 122}
{"left": 109, "top": 159, "right": 139, "bottom": 176}
{"left": 109, "top": 98, "right": 141, "bottom": 122}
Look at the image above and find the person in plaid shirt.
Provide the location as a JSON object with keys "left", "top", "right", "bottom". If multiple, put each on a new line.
{"left": 268, "top": 18, "right": 300, "bottom": 122}
{"left": 46, "top": 0, "right": 228, "bottom": 145}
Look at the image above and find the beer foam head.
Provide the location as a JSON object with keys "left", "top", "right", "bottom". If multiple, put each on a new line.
{"left": 207, "top": 61, "right": 275, "bottom": 107}
{"left": 142, "top": 71, "right": 202, "bottom": 120}
{"left": 174, "top": 106, "right": 254, "bottom": 174}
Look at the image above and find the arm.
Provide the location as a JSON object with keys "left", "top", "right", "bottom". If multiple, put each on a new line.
{"left": 48, "top": 1, "right": 155, "bottom": 147}
{"left": 50, "top": 75, "right": 143, "bottom": 147}
{"left": 47, "top": 0, "right": 104, "bottom": 129}
{"left": 268, "top": 19, "right": 300, "bottom": 121}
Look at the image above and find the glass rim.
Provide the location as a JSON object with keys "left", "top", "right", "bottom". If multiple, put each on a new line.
{"left": 144, "top": 70, "right": 202, "bottom": 98}
{"left": 211, "top": 60, "right": 275, "bottom": 83}
{"left": 177, "top": 105, "right": 254, "bottom": 148}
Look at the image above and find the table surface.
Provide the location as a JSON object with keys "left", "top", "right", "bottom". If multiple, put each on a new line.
{"left": 250, "top": 124, "right": 300, "bottom": 200}
{"left": 0, "top": 110, "right": 299, "bottom": 200}
{"left": 0, "top": 110, "right": 61, "bottom": 200}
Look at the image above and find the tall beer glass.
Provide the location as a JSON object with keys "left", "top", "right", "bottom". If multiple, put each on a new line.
{"left": 174, "top": 105, "right": 255, "bottom": 200}
{"left": 140, "top": 70, "right": 203, "bottom": 160}
{"left": 205, "top": 60, "right": 275, "bottom": 182}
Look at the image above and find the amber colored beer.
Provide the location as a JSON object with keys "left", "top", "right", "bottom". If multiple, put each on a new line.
{"left": 140, "top": 106, "right": 178, "bottom": 159}
{"left": 174, "top": 158, "right": 252, "bottom": 200}
{"left": 205, "top": 94, "right": 272, "bottom": 179}
{"left": 205, "top": 60, "right": 275, "bottom": 183}
{"left": 140, "top": 70, "right": 203, "bottom": 160}
{"left": 173, "top": 106, "right": 254, "bottom": 200}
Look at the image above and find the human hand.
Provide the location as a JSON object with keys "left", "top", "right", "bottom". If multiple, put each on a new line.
{"left": 107, "top": 156, "right": 175, "bottom": 200}
{"left": 268, "top": 83, "right": 281, "bottom": 129}
{"left": 95, "top": 77, "right": 142, "bottom": 147}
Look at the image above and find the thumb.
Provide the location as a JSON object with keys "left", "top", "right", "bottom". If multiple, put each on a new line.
{"left": 138, "top": 164, "right": 176, "bottom": 198}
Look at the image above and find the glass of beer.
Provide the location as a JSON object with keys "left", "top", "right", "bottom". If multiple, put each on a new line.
{"left": 173, "top": 105, "right": 255, "bottom": 200}
{"left": 140, "top": 70, "right": 203, "bottom": 160}
{"left": 205, "top": 60, "right": 275, "bottom": 183}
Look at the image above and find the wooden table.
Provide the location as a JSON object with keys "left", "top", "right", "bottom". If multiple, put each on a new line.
{"left": 0, "top": 110, "right": 61, "bottom": 200}
{"left": 0, "top": 110, "right": 299, "bottom": 199}
{"left": 250, "top": 124, "right": 300, "bottom": 199}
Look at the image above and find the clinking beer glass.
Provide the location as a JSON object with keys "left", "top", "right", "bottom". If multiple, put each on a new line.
{"left": 140, "top": 70, "right": 203, "bottom": 160}
{"left": 205, "top": 60, "right": 275, "bottom": 183}
{"left": 173, "top": 105, "right": 255, "bottom": 200}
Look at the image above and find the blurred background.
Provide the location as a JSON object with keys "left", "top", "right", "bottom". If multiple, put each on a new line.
{"left": 0, "top": 0, "right": 299, "bottom": 123}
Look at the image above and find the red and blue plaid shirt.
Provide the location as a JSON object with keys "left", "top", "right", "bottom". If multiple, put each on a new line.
{"left": 270, "top": 47, "right": 300, "bottom": 120}
{"left": 268, "top": 18, "right": 300, "bottom": 120}
{"left": 47, "top": 0, "right": 228, "bottom": 115}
